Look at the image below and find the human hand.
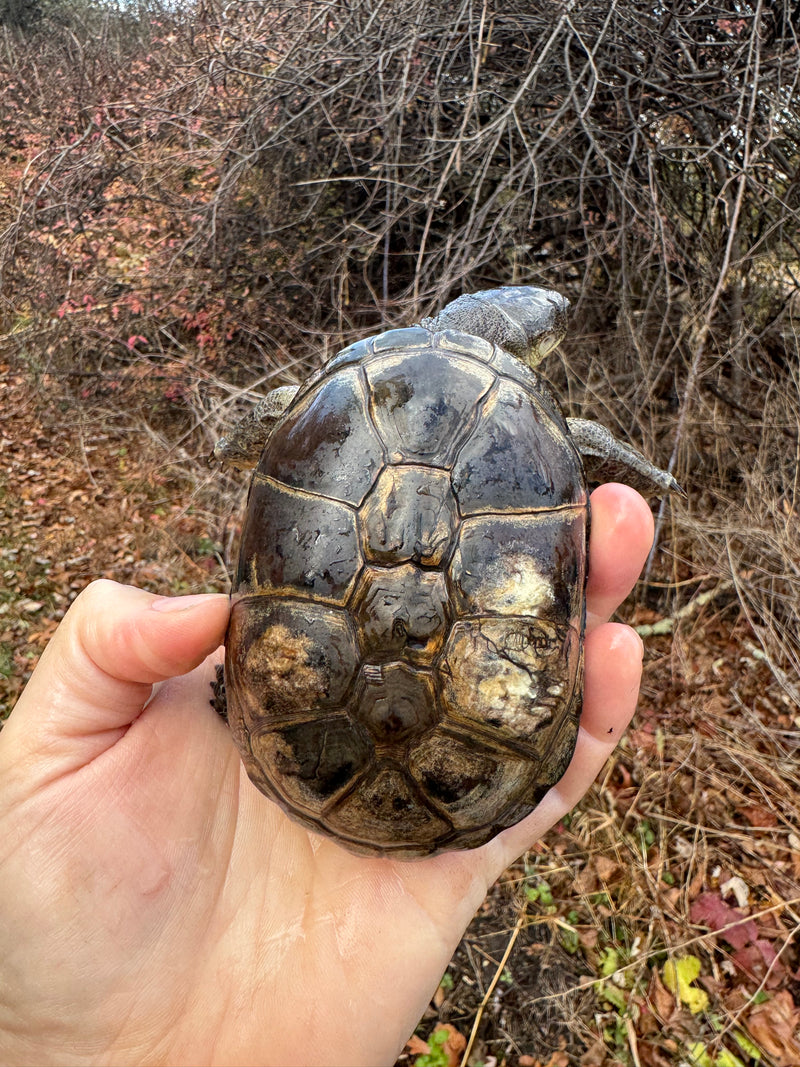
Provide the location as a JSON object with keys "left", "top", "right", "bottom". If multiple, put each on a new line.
{"left": 0, "top": 484, "right": 653, "bottom": 1067}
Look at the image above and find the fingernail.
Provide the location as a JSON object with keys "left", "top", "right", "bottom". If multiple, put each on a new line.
{"left": 628, "top": 628, "right": 645, "bottom": 658}
{"left": 150, "top": 593, "right": 227, "bottom": 613}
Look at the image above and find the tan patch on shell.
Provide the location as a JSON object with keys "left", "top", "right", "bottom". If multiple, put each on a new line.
{"left": 476, "top": 554, "right": 555, "bottom": 615}
{"left": 244, "top": 623, "right": 322, "bottom": 706}
{"left": 440, "top": 618, "right": 580, "bottom": 754}
{"left": 453, "top": 631, "right": 555, "bottom": 734}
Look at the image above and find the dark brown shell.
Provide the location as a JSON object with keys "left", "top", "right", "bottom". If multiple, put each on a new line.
{"left": 225, "top": 327, "right": 588, "bottom": 857}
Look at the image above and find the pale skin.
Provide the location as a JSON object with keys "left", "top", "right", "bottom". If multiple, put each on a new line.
{"left": 0, "top": 484, "right": 653, "bottom": 1067}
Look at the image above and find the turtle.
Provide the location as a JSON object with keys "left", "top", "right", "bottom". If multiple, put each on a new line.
{"left": 213, "top": 286, "right": 680, "bottom": 858}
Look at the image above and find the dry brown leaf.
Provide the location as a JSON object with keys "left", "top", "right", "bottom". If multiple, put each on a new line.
{"left": 437, "top": 1024, "right": 466, "bottom": 1067}
{"left": 578, "top": 926, "right": 599, "bottom": 949}
{"left": 629, "top": 727, "right": 660, "bottom": 754}
{"left": 746, "top": 991, "right": 800, "bottom": 1065}
{"left": 595, "top": 855, "right": 620, "bottom": 882}
{"left": 687, "top": 871, "right": 706, "bottom": 901}
{"left": 739, "top": 803, "right": 777, "bottom": 828}
{"left": 638, "top": 1042, "right": 673, "bottom": 1067}
{"left": 579, "top": 1039, "right": 608, "bottom": 1067}
{"left": 573, "top": 866, "right": 600, "bottom": 895}
{"left": 648, "top": 966, "right": 676, "bottom": 1022}
{"left": 518, "top": 1053, "right": 569, "bottom": 1067}
{"left": 405, "top": 1034, "right": 429, "bottom": 1057}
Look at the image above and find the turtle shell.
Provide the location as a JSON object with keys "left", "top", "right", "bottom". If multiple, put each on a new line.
{"left": 226, "top": 326, "right": 589, "bottom": 857}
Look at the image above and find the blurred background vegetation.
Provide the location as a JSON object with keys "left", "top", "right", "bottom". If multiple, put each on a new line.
{"left": 1, "top": 2, "right": 798, "bottom": 1064}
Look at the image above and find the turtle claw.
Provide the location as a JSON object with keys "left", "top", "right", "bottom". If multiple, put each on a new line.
{"left": 567, "top": 418, "right": 683, "bottom": 498}
{"left": 210, "top": 663, "right": 228, "bottom": 722}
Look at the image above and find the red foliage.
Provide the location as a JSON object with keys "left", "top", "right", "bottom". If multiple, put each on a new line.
{"left": 690, "top": 893, "right": 786, "bottom": 987}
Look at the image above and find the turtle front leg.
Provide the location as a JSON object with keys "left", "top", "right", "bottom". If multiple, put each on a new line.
{"left": 213, "top": 385, "right": 299, "bottom": 471}
{"left": 210, "top": 663, "right": 228, "bottom": 722}
{"left": 567, "top": 418, "right": 683, "bottom": 498}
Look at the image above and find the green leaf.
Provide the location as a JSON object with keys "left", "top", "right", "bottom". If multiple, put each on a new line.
{"left": 413, "top": 1027, "right": 450, "bottom": 1067}
{"left": 599, "top": 947, "right": 619, "bottom": 976}
{"left": 637, "top": 819, "right": 656, "bottom": 848}
{"left": 732, "top": 1030, "right": 762, "bottom": 1061}
{"left": 525, "top": 880, "right": 554, "bottom": 906}
{"left": 716, "top": 1049, "right": 745, "bottom": 1067}
{"left": 688, "top": 1040, "right": 746, "bottom": 1067}
{"left": 598, "top": 981, "right": 627, "bottom": 1012}
{"left": 559, "top": 926, "right": 579, "bottom": 955}
{"left": 687, "top": 1041, "right": 714, "bottom": 1067}
{"left": 662, "top": 956, "right": 709, "bottom": 1015}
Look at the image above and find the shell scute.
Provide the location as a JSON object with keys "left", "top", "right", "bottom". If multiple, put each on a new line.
{"left": 353, "top": 661, "right": 439, "bottom": 746}
{"left": 321, "top": 337, "right": 373, "bottom": 376}
{"left": 407, "top": 729, "right": 541, "bottom": 830}
{"left": 365, "top": 350, "right": 495, "bottom": 465}
{"left": 360, "top": 465, "right": 457, "bottom": 566}
{"left": 352, "top": 564, "right": 450, "bottom": 665}
{"left": 452, "top": 379, "right": 585, "bottom": 514}
{"left": 322, "top": 765, "right": 452, "bottom": 853}
{"left": 227, "top": 597, "right": 360, "bottom": 725}
{"left": 250, "top": 717, "right": 373, "bottom": 817}
{"left": 449, "top": 511, "right": 586, "bottom": 620}
{"left": 258, "top": 365, "right": 384, "bottom": 506}
{"left": 435, "top": 328, "right": 494, "bottom": 361}
{"left": 440, "top": 618, "right": 582, "bottom": 754}
{"left": 372, "top": 326, "right": 432, "bottom": 352}
{"left": 237, "top": 476, "right": 362, "bottom": 603}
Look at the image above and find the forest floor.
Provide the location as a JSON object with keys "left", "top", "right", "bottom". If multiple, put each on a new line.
{"left": 2, "top": 361, "right": 799, "bottom": 1067}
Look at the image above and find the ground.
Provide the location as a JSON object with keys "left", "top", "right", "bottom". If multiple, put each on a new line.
{"left": 1, "top": 361, "right": 798, "bottom": 1067}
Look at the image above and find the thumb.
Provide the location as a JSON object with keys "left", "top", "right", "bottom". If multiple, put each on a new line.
{"left": 4, "top": 580, "right": 229, "bottom": 762}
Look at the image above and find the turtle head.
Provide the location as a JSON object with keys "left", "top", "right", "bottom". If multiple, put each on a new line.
{"left": 420, "top": 286, "right": 570, "bottom": 368}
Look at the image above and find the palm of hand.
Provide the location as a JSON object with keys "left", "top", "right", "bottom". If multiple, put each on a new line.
{"left": 0, "top": 485, "right": 652, "bottom": 1066}
{"left": 3, "top": 669, "right": 494, "bottom": 1066}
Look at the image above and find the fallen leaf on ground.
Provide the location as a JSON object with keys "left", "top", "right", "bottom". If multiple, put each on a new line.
{"left": 648, "top": 966, "right": 676, "bottom": 1021}
{"left": 407, "top": 1024, "right": 466, "bottom": 1067}
{"left": 406, "top": 1035, "right": 429, "bottom": 1057}
{"left": 662, "top": 956, "right": 709, "bottom": 1014}
{"left": 746, "top": 990, "right": 800, "bottom": 1065}
{"left": 690, "top": 893, "right": 757, "bottom": 949}
{"left": 731, "top": 938, "right": 786, "bottom": 987}
{"left": 738, "top": 803, "right": 777, "bottom": 828}
{"left": 594, "top": 855, "right": 620, "bottom": 882}
{"left": 518, "top": 1053, "right": 569, "bottom": 1067}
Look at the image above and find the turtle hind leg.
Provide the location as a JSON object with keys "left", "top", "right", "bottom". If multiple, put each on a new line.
{"left": 211, "top": 663, "right": 228, "bottom": 722}
{"left": 212, "top": 384, "right": 299, "bottom": 471}
{"left": 567, "top": 418, "right": 684, "bottom": 498}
